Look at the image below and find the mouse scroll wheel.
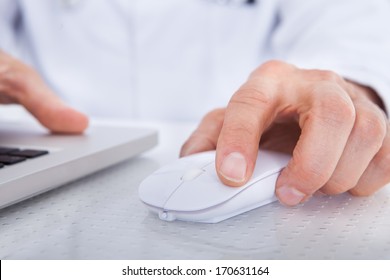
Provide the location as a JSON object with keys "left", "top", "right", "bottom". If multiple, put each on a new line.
{"left": 181, "top": 168, "right": 205, "bottom": 181}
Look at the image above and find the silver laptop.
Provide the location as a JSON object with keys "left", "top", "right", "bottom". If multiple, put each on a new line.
{"left": 0, "top": 121, "right": 157, "bottom": 209}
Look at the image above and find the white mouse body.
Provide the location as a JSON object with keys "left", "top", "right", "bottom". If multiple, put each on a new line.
{"left": 138, "top": 150, "right": 291, "bottom": 223}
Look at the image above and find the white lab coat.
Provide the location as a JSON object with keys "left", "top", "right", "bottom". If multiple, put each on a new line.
{"left": 1, "top": 0, "right": 390, "bottom": 120}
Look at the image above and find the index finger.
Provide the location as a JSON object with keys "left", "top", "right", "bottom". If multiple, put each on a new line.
{"left": 7, "top": 66, "right": 88, "bottom": 133}
{"left": 216, "top": 73, "right": 282, "bottom": 187}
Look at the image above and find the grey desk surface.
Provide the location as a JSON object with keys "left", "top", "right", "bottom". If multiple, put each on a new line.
{"left": 1, "top": 121, "right": 389, "bottom": 260}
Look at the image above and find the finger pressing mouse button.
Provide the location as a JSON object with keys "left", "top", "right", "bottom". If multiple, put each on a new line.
{"left": 181, "top": 168, "right": 205, "bottom": 181}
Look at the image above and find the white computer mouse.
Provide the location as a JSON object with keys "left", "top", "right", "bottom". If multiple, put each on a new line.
{"left": 138, "top": 149, "right": 291, "bottom": 223}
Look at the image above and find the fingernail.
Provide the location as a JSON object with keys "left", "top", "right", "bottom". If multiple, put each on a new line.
{"left": 180, "top": 146, "right": 193, "bottom": 157}
{"left": 181, "top": 142, "right": 200, "bottom": 157}
{"left": 277, "top": 185, "right": 306, "bottom": 206}
{"left": 219, "top": 152, "right": 247, "bottom": 183}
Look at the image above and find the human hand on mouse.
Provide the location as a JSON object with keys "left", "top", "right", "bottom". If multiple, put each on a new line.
{"left": 0, "top": 50, "right": 88, "bottom": 133}
{"left": 181, "top": 60, "right": 390, "bottom": 206}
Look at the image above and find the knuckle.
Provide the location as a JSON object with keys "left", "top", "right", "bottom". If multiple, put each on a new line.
{"left": 354, "top": 108, "right": 387, "bottom": 148}
{"left": 219, "top": 122, "right": 260, "bottom": 153}
{"left": 297, "top": 161, "right": 331, "bottom": 188}
{"left": 222, "top": 120, "right": 258, "bottom": 142}
{"left": 250, "top": 60, "right": 295, "bottom": 80}
{"left": 349, "top": 128, "right": 390, "bottom": 198}
{"left": 314, "top": 70, "right": 342, "bottom": 83}
{"left": 288, "top": 148, "right": 332, "bottom": 189}
{"left": 322, "top": 179, "right": 352, "bottom": 195}
{"left": 0, "top": 64, "right": 26, "bottom": 95}
{"left": 1, "top": 69, "right": 15, "bottom": 84}
{"left": 225, "top": 88, "right": 276, "bottom": 141}
{"left": 312, "top": 90, "right": 356, "bottom": 127}
{"left": 257, "top": 60, "right": 290, "bottom": 73}
{"left": 0, "top": 65, "right": 15, "bottom": 88}
{"left": 373, "top": 138, "right": 390, "bottom": 174}
{"left": 230, "top": 86, "right": 275, "bottom": 111}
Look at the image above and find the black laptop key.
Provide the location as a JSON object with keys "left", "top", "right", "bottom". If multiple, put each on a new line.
{"left": 0, "top": 147, "right": 20, "bottom": 155}
{"left": 8, "top": 149, "right": 49, "bottom": 158}
{"left": 0, "top": 163, "right": 4, "bottom": 168}
{"left": 0, "top": 155, "right": 26, "bottom": 165}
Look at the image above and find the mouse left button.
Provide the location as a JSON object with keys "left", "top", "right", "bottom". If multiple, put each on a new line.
{"left": 138, "top": 171, "right": 183, "bottom": 207}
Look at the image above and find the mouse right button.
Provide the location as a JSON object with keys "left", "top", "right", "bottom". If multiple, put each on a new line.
{"left": 154, "top": 151, "right": 215, "bottom": 174}
{"left": 181, "top": 168, "right": 205, "bottom": 181}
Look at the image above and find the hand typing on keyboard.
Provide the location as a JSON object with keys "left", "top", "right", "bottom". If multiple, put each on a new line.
{"left": 0, "top": 50, "right": 89, "bottom": 134}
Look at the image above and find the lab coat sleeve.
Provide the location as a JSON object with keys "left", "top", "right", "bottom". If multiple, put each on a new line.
{"left": 0, "top": 0, "right": 21, "bottom": 57}
{"left": 271, "top": 0, "right": 390, "bottom": 113}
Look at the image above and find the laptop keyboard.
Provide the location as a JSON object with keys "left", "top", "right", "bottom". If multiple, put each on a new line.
{"left": 0, "top": 146, "right": 49, "bottom": 168}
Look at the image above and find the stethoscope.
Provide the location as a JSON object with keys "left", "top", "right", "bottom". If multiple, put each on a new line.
{"left": 60, "top": 0, "right": 257, "bottom": 9}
